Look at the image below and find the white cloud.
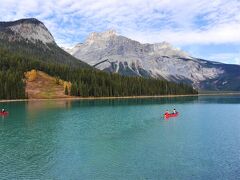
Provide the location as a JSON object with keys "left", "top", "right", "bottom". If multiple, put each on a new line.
{"left": 0, "top": 0, "right": 240, "bottom": 64}
{"left": 208, "top": 53, "right": 240, "bottom": 65}
{"left": 0, "top": 0, "right": 239, "bottom": 44}
{"left": 126, "top": 22, "right": 240, "bottom": 45}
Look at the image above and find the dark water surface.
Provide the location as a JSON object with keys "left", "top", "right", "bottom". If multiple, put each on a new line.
{"left": 0, "top": 96, "right": 240, "bottom": 179}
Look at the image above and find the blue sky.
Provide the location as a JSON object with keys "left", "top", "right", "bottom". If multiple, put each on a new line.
{"left": 0, "top": 0, "right": 240, "bottom": 64}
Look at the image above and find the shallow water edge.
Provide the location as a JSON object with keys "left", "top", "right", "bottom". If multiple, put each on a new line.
{"left": 0, "top": 92, "right": 240, "bottom": 103}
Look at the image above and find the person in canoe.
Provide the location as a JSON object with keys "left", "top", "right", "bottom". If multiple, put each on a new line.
{"left": 1, "top": 109, "right": 6, "bottom": 113}
{"left": 173, "top": 109, "right": 177, "bottom": 114}
{"left": 165, "top": 110, "right": 169, "bottom": 115}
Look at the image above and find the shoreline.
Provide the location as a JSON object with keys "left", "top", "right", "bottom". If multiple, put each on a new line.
{"left": 0, "top": 92, "right": 240, "bottom": 103}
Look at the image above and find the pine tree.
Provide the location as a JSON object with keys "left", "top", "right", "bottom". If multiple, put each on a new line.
{"left": 64, "top": 86, "right": 68, "bottom": 95}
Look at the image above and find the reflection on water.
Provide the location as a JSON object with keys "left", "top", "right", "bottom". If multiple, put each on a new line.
{"left": 70, "top": 96, "right": 199, "bottom": 107}
{"left": 27, "top": 100, "right": 72, "bottom": 111}
{"left": 198, "top": 95, "right": 240, "bottom": 104}
{"left": 26, "top": 100, "right": 72, "bottom": 121}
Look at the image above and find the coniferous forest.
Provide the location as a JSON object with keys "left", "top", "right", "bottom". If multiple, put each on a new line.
{"left": 0, "top": 45, "right": 197, "bottom": 99}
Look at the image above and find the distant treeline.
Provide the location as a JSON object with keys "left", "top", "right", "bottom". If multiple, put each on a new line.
{"left": 0, "top": 47, "right": 197, "bottom": 99}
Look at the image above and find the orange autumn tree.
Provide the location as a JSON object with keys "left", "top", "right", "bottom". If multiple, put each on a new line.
{"left": 25, "top": 69, "right": 37, "bottom": 82}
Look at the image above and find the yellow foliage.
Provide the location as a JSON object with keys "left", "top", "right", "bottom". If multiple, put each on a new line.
{"left": 59, "top": 79, "right": 64, "bottom": 85}
{"left": 25, "top": 69, "right": 37, "bottom": 82}
{"left": 63, "top": 81, "right": 71, "bottom": 91}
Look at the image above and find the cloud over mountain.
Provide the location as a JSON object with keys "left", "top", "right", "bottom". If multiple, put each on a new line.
{"left": 0, "top": 0, "right": 239, "bottom": 64}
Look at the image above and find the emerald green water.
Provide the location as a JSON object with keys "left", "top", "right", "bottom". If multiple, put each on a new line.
{"left": 0, "top": 96, "right": 240, "bottom": 179}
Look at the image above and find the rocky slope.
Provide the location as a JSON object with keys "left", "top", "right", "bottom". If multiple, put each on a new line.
{"left": 0, "top": 18, "right": 54, "bottom": 44}
{"left": 66, "top": 30, "right": 240, "bottom": 91}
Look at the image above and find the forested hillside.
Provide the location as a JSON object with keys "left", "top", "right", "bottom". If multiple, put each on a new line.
{"left": 0, "top": 18, "right": 90, "bottom": 68}
{"left": 0, "top": 47, "right": 197, "bottom": 99}
{"left": 0, "top": 38, "right": 90, "bottom": 68}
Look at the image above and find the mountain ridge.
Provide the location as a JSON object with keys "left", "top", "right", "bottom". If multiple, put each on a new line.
{"left": 65, "top": 30, "right": 240, "bottom": 91}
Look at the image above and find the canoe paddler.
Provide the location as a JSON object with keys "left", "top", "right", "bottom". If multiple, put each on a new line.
{"left": 173, "top": 109, "right": 177, "bottom": 114}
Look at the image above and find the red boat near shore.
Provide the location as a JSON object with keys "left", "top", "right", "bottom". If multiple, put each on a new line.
{"left": 0, "top": 111, "right": 8, "bottom": 116}
{"left": 164, "top": 112, "right": 178, "bottom": 118}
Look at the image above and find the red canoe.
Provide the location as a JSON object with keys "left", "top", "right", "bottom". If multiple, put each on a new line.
{"left": 164, "top": 112, "right": 179, "bottom": 118}
{"left": 0, "top": 111, "right": 8, "bottom": 116}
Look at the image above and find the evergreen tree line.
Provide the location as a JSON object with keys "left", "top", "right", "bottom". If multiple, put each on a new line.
{"left": 0, "top": 48, "right": 198, "bottom": 99}
{"left": 0, "top": 70, "right": 26, "bottom": 99}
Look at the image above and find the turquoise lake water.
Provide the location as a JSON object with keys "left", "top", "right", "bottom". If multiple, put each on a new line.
{"left": 0, "top": 96, "right": 240, "bottom": 179}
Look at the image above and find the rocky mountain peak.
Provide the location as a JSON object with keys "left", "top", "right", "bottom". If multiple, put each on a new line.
{"left": 86, "top": 29, "right": 117, "bottom": 43}
{"left": 61, "top": 29, "right": 240, "bottom": 91}
{"left": 0, "top": 18, "right": 55, "bottom": 44}
{"left": 64, "top": 30, "right": 232, "bottom": 90}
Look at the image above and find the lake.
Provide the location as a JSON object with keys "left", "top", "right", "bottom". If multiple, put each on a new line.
{"left": 0, "top": 96, "right": 240, "bottom": 179}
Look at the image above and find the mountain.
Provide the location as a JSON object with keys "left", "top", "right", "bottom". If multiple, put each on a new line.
{"left": 0, "top": 18, "right": 90, "bottom": 68}
{"left": 0, "top": 18, "right": 55, "bottom": 44}
{"left": 0, "top": 19, "right": 197, "bottom": 100}
{"left": 66, "top": 30, "right": 240, "bottom": 91}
